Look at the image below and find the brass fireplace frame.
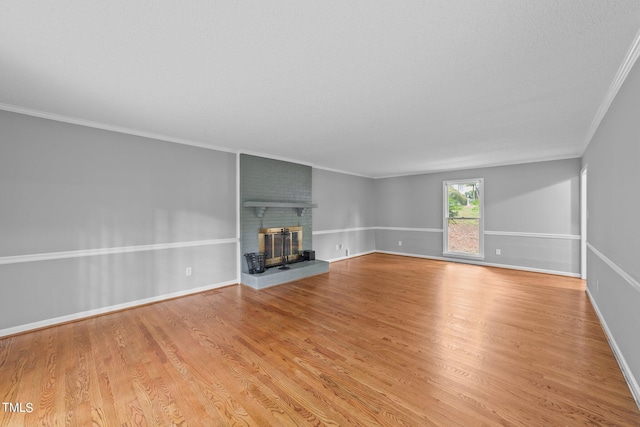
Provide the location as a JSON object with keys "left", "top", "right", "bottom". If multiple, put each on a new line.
{"left": 258, "top": 226, "right": 303, "bottom": 268}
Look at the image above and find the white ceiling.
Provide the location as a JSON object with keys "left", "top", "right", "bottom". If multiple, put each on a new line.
{"left": 2, "top": 1, "right": 640, "bottom": 178}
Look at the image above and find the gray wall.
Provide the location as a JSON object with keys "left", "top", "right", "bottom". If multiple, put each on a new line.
{"left": 0, "top": 110, "right": 238, "bottom": 331}
{"left": 240, "top": 154, "right": 312, "bottom": 272}
{"left": 582, "top": 54, "right": 640, "bottom": 402}
{"left": 374, "top": 159, "right": 581, "bottom": 275}
{"left": 0, "top": 114, "right": 585, "bottom": 333}
{"left": 312, "top": 169, "right": 376, "bottom": 261}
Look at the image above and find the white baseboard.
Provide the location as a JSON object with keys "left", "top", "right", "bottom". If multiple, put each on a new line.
{"left": 325, "top": 250, "right": 377, "bottom": 263}
{"left": 375, "top": 250, "right": 581, "bottom": 278}
{"left": 586, "top": 288, "right": 640, "bottom": 410}
{"left": 0, "top": 279, "right": 237, "bottom": 338}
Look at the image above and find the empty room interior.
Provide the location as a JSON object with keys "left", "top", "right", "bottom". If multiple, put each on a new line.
{"left": 2, "top": 2, "right": 640, "bottom": 425}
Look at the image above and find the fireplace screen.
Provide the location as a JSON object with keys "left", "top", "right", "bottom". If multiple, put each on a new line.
{"left": 258, "top": 226, "right": 302, "bottom": 268}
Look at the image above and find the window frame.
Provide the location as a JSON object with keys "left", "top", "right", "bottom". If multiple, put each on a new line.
{"left": 442, "top": 178, "right": 485, "bottom": 259}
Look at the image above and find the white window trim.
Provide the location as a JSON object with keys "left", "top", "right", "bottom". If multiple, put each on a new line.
{"left": 443, "top": 178, "right": 484, "bottom": 259}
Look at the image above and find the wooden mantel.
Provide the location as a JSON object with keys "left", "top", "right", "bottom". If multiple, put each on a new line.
{"left": 243, "top": 201, "right": 318, "bottom": 217}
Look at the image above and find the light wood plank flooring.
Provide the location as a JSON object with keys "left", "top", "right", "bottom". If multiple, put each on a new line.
{"left": 1, "top": 253, "right": 639, "bottom": 426}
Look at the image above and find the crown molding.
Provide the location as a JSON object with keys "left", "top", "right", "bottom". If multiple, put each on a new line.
{"left": 373, "top": 154, "right": 582, "bottom": 179}
{"left": 581, "top": 28, "right": 640, "bottom": 155}
{"left": 237, "top": 150, "right": 315, "bottom": 168}
{"left": 238, "top": 150, "right": 376, "bottom": 178}
{"left": 311, "top": 164, "right": 374, "bottom": 179}
{"left": 0, "top": 102, "right": 236, "bottom": 154}
{"left": 0, "top": 103, "right": 367, "bottom": 176}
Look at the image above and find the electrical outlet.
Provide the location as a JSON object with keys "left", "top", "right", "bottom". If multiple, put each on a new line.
{"left": 398, "top": 241, "right": 402, "bottom": 246}
{"left": 345, "top": 249, "right": 349, "bottom": 256}
{"left": 496, "top": 249, "right": 501, "bottom": 255}
{"left": 186, "top": 267, "right": 192, "bottom": 277}
{"left": 336, "top": 244, "right": 340, "bottom": 250}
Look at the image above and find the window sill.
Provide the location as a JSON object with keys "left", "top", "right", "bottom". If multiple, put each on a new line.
{"left": 443, "top": 252, "right": 485, "bottom": 261}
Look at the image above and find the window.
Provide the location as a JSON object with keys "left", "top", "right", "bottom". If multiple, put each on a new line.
{"left": 443, "top": 178, "right": 484, "bottom": 258}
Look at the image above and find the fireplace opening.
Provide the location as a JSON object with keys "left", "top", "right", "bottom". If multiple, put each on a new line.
{"left": 259, "top": 226, "right": 303, "bottom": 268}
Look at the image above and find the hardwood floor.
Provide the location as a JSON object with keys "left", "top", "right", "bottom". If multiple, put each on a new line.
{"left": 1, "top": 253, "right": 639, "bottom": 426}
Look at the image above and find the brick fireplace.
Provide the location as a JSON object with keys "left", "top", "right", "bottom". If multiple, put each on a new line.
{"left": 239, "top": 154, "right": 328, "bottom": 288}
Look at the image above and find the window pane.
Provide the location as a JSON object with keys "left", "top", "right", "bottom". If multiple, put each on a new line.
{"left": 447, "top": 218, "right": 480, "bottom": 255}
{"left": 457, "top": 200, "right": 480, "bottom": 218}
{"left": 444, "top": 179, "right": 482, "bottom": 257}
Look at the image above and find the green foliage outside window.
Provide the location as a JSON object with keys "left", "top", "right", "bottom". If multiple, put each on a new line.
{"left": 448, "top": 188, "right": 467, "bottom": 218}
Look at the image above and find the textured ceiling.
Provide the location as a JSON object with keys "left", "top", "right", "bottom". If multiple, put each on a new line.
{"left": 2, "top": 1, "right": 640, "bottom": 178}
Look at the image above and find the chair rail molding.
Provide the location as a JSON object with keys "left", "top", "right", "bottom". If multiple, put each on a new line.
{"left": 0, "top": 238, "right": 238, "bottom": 265}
